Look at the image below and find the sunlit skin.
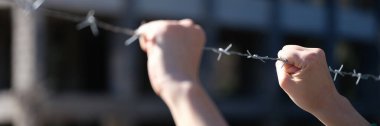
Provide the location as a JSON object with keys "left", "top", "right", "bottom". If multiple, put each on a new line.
{"left": 137, "top": 19, "right": 228, "bottom": 126}
{"left": 276, "top": 45, "right": 369, "bottom": 126}
{"left": 137, "top": 19, "right": 370, "bottom": 126}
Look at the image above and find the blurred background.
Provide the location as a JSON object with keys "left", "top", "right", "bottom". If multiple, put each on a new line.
{"left": 0, "top": 0, "right": 379, "bottom": 125}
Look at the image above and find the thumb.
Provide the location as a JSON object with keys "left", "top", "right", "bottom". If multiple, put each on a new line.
{"left": 137, "top": 24, "right": 156, "bottom": 54}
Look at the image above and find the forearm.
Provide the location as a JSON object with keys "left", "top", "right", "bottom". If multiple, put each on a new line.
{"left": 310, "top": 94, "right": 370, "bottom": 126}
{"left": 138, "top": 19, "right": 225, "bottom": 126}
{"left": 160, "top": 80, "right": 228, "bottom": 126}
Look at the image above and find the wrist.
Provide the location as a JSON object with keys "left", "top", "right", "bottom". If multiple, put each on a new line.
{"left": 157, "top": 78, "right": 228, "bottom": 126}
{"left": 159, "top": 79, "right": 201, "bottom": 103}
{"left": 308, "top": 92, "right": 345, "bottom": 114}
{"left": 311, "top": 94, "right": 370, "bottom": 126}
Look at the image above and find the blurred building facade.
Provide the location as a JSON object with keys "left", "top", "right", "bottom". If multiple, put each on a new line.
{"left": 0, "top": 0, "right": 379, "bottom": 126}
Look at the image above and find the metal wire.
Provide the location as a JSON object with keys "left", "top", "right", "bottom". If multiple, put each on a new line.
{"left": 15, "top": 0, "right": 380, "bottom": 85}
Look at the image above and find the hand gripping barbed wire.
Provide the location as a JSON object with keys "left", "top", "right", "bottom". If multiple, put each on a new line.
{"left": 15, "top": 0, "right": 380, "bottom": 85}
{"left": 205, "top": 44, "right": 380, "bottom": 85}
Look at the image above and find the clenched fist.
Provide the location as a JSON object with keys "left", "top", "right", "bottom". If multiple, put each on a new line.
{"left": 276, "top": 45, "right": 369, "bottom": 126}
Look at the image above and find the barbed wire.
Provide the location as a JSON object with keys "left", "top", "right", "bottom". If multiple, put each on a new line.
{"left": 207, "top": 44, "right": 379, "bottom": 85}
{"left": 14, "top": 0, "right": 380, "bottom": 85}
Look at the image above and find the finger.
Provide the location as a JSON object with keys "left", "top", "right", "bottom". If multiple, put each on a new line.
{"left": 275, "top": 61, "right": 294, "bottom": 90}
{"left": 135, "top": 21, "right": 146, "bottom": 35}
{"left": 136, "top": 23, "right": 156, "bottom": 54}
{"left": 178, "top": 19, "right": 194, "bottom": 27}
{"left": 278, "top": 48, "right": 304, "bottom": 69}
{"left": 285, "top": 64, "right": 301, "bottom": 75}
{"left": 136, "top": 24, "right": 149, "bottom": 52}
{"left": 306, "top": 48, "right": 326, "bottom": 60}
{"left": 282, "top": 45, "right": 305, "bottom": 51}
{"left": 139, "top": 34, "right": 148, "bottom": 52}
{"left": 276, "top": 49, "right": 301, "bottom": 74}
{"left": 275, "top": 61, "right": 286, "bottom": 83}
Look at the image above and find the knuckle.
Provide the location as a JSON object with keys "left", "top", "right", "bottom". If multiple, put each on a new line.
{"left": 311, "top": 48, "right": 326, "bottom": 58}
{"left": 282, "top": 45, "right": 301, "bottom": 50}
{"left": 305, "top": 52, "right": 318, "bottom": 61}
{"left": 316, "top": 48, "right": 325, "bottom": 56}
{"left": 289, "top": 52, "right": 299, "bottom": 59}
{"left": 277, "top": 49, "right": 283, "bottom": 57}
{"left": 304, "top": 48, "right": 325, "bottom": 62}
{"left": 282, "top": 45, "right": 292, "bottom": 50}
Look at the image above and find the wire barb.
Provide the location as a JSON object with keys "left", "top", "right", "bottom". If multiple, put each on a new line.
{"left": 77, "top": 10, "right": 99, "bottom": 36}
{"left": 351, "top": 69, "right": 362, "bottom": 85}
{"left": 32, "top": 0, "right": 45, "bottom": 10}
{"left": 216, "top": 44, "right": 232, "bottom": 61}
{"left": 246, "top": 50, "right": 265, "bottom": 63}
{"left": 330, "top": 65, "right": 344, "bottom": 81}
{"left": 356, "top": 73, "right": 362, "bottom": 85}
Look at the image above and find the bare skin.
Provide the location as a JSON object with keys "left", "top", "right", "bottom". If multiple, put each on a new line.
{"left": 137, "top": 19, "right": 370, "bottom": 126}
{"left": 276, "top": 45, "right": 370, "bottom": 126}
{"left": 137, "top": 19, "right": 228, "bottom": 126}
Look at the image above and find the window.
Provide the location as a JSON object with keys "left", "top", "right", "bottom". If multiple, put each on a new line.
{"left": 0, "top": 9, "right": 11, "bottom": 91}
{"left": 211, "top": 28, "right": 267, "bottom": 99}
{"left": 284, "top": 118, "right": 322, "bottom": 126}
{"left": 283, "top": 35, "right": 324, "bottom": 48}
{"left": 339, "top": 0, "right": 375, "bottom": 11}
{"left": 334, "top": 41, "right": 379, "bottom": 101}
{"left": 136, "top": 119, "right": 174, "bottom": 126}
{"left": 43, "top": 120, "right": 100, "bottom": 126}
{"left": 282, "top": 0, "right": 325, "bottom": 6}
{"left": 134, "top": 49, "right": 153, "bottom": 96}
{"left": 44, "top": 13, "right": 112, "bottom": 94}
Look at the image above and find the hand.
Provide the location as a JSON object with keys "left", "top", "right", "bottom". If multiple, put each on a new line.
{"left": 137, "top": 19, "right": 227, "bottom": 126}
{"left": 275, "top": 45, "right": 369, "bottom": 126}
{"left": 137, "top": 19, "right": 205, "bottom": 96}
{"left": 275, "top": 45, "right": 337, "bottom": 112}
